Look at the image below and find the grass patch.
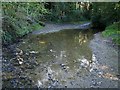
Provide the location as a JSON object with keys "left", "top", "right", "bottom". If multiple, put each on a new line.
{"left": 32, "top": 23, "right": 43, "bottom": 31}
{"left": 102, "top": 22, "right": 120, "bottom": 45}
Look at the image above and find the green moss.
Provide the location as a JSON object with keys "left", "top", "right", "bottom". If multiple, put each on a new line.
{"left": 32, "top": 23, "right": 43, "bottom": 31}
{"left": 102, "top": 22, "right": 120, "bottom": 45}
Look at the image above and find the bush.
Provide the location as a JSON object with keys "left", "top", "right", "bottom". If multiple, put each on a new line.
{"left": 2, "top": 2, "right": 46, "bottom": 45}
{"left": 102, "top": 22, "right": 120, "bottom": 44}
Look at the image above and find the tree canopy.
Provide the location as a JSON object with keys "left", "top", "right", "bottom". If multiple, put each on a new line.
{"left": 2, "top": 2, "right": 120, "bottom": 44}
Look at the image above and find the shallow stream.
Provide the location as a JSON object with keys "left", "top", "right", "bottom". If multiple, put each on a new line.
{"left": 2, "top": 29, "right": 119, "bottom": 88}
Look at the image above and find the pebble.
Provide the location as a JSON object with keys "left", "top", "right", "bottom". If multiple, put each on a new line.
{"left": 90, "top": 85, "right": 93, "bottom": 88}
{"left": 80, "top": 59, "right": 89, "bottom": 68}
{"left": 98, "top": 71, "right": 103, "bottom": 76}
{"left": 91, "top": 78, "right": 102, "bottom": 87}
{"left": 25, "top": 53, "right": 29, "bottom": 55}
{"left": 16, "top": 48, "right": 23, "bottom": 56}
{"left": 63, "top": 55, "right": 67, "bottom": 57}
{"left": 52, "top": 80, "right": 59, "bottom": 87}
{"left": 55, "top": 56, "right": 58, "bottom": 58}
{"left": 47, "top": 67, "right": 53, "bottom": 75}
{"left": 39, "top": 41, "right": 45, "bottom": 44}
{"left": 19, "top": 61, "right": 23, "bottom": 65}
{"left": 65, "top": 85, "right": 67, "bottom": 88}
{"left": 50, "top": 49, "right": 56, "bottom": 52}
{"left": 116, "top": 74, "right": 120, "bottom": 79}
{"left": 98, "top": 81, "right": 102, "bottom": 85}
{"left": 92, "top": 82, "right": 98, "bottom": 86}
{"left": 17, "top": 56, "right": 24, "bottom": 65}
{"left": 50, "top": 49, "right": 53, "bottom": 52}
{"left": 37, "top": 80, "right": 42, "bottom": 87}
{"left": 60, "top": 64, "right": 66, "bottom": 67}
{"left": 111, "top": 68, "right": 114, "bottom": 71}
{"left": 66, "top": 66, "right": 69, "bottom": 69}
{"left": 70, "top": 81, "right": 73, "bottom": 85}
{"left": 48, "top": 86, "right": 51, "bottom": 88}
{"left": 22, "top": 42, "right": 26, "bottom": 44}
{"left": 29, "top": 51, "right": 38, "bottom": 54}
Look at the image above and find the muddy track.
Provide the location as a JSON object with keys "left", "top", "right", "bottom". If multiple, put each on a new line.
{"left": 32, "top": 22, "right": 91, "bottom": 34}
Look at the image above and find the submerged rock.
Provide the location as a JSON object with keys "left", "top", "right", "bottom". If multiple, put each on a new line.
{"left": 80, "top": 58, "right": 89, "bottom": 68}
{"left": 47, "top": 67, "right": 53, "bottom": 75}
{"left": 37, "top": 80, "right": 42, "bottom": 88}
{"left": 15, "top": 48, "right": 23, "bottom": 56}
{"left": 60, "top": 64, "right": 66, "bottom": 67}
{"left": 16, "top": 56, "right": 24, "bottom": 65}
{"left": 29, "top": 51, "right": 38, "bottom": 54}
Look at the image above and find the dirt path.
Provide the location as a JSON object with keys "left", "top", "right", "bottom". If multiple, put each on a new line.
{"left": 32, "top": 22, "right": 91, "bottom": 34}
{"left": 89, "top": 33, "right": 119, "bottom": 88}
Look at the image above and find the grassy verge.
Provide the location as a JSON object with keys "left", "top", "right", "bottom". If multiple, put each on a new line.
{"left": 102, "top": 22, "right": 120, "bottom": 45}
{"left": 32, "top": 23, "right": 43, "bottom": 31}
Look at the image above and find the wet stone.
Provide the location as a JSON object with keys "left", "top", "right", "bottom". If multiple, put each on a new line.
{"left": 60, "top": 64, "right": 66, "bottom": 67}
{"left": 29, "top": 51, "right": 39, "bottom": 54}
{"left": 60, "top": 64, "right": 69, "bottom": 72}
{"left": 2, "top": 64, "right": 16, "bottom": 72}
{"left": 51, "top": 80, "right": 59, "bottom": 87}
{"left": 92, "top": 82, "right": 98, "bottom": 86}
{"left": 65, "top": 85, "right": 67, "bottom": 88}
{"left": 70, "top": 81, "right": 74, "bottom": 85}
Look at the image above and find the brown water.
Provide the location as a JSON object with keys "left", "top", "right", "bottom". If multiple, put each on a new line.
{"left": 2, "top": 29, "right": 119, "bottom": 88}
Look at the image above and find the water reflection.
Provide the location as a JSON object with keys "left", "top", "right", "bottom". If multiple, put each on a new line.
{"left": 19, "top": 29, "right": 95, "bottom": 87}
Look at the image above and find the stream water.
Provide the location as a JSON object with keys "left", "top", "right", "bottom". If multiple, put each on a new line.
{"left": 2, "top": 29, "right": 119, "bottom": 88}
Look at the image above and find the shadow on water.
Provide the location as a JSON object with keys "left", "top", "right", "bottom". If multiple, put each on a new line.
{"left": 2, "top": 29, "right": 99, "bottom": 88}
